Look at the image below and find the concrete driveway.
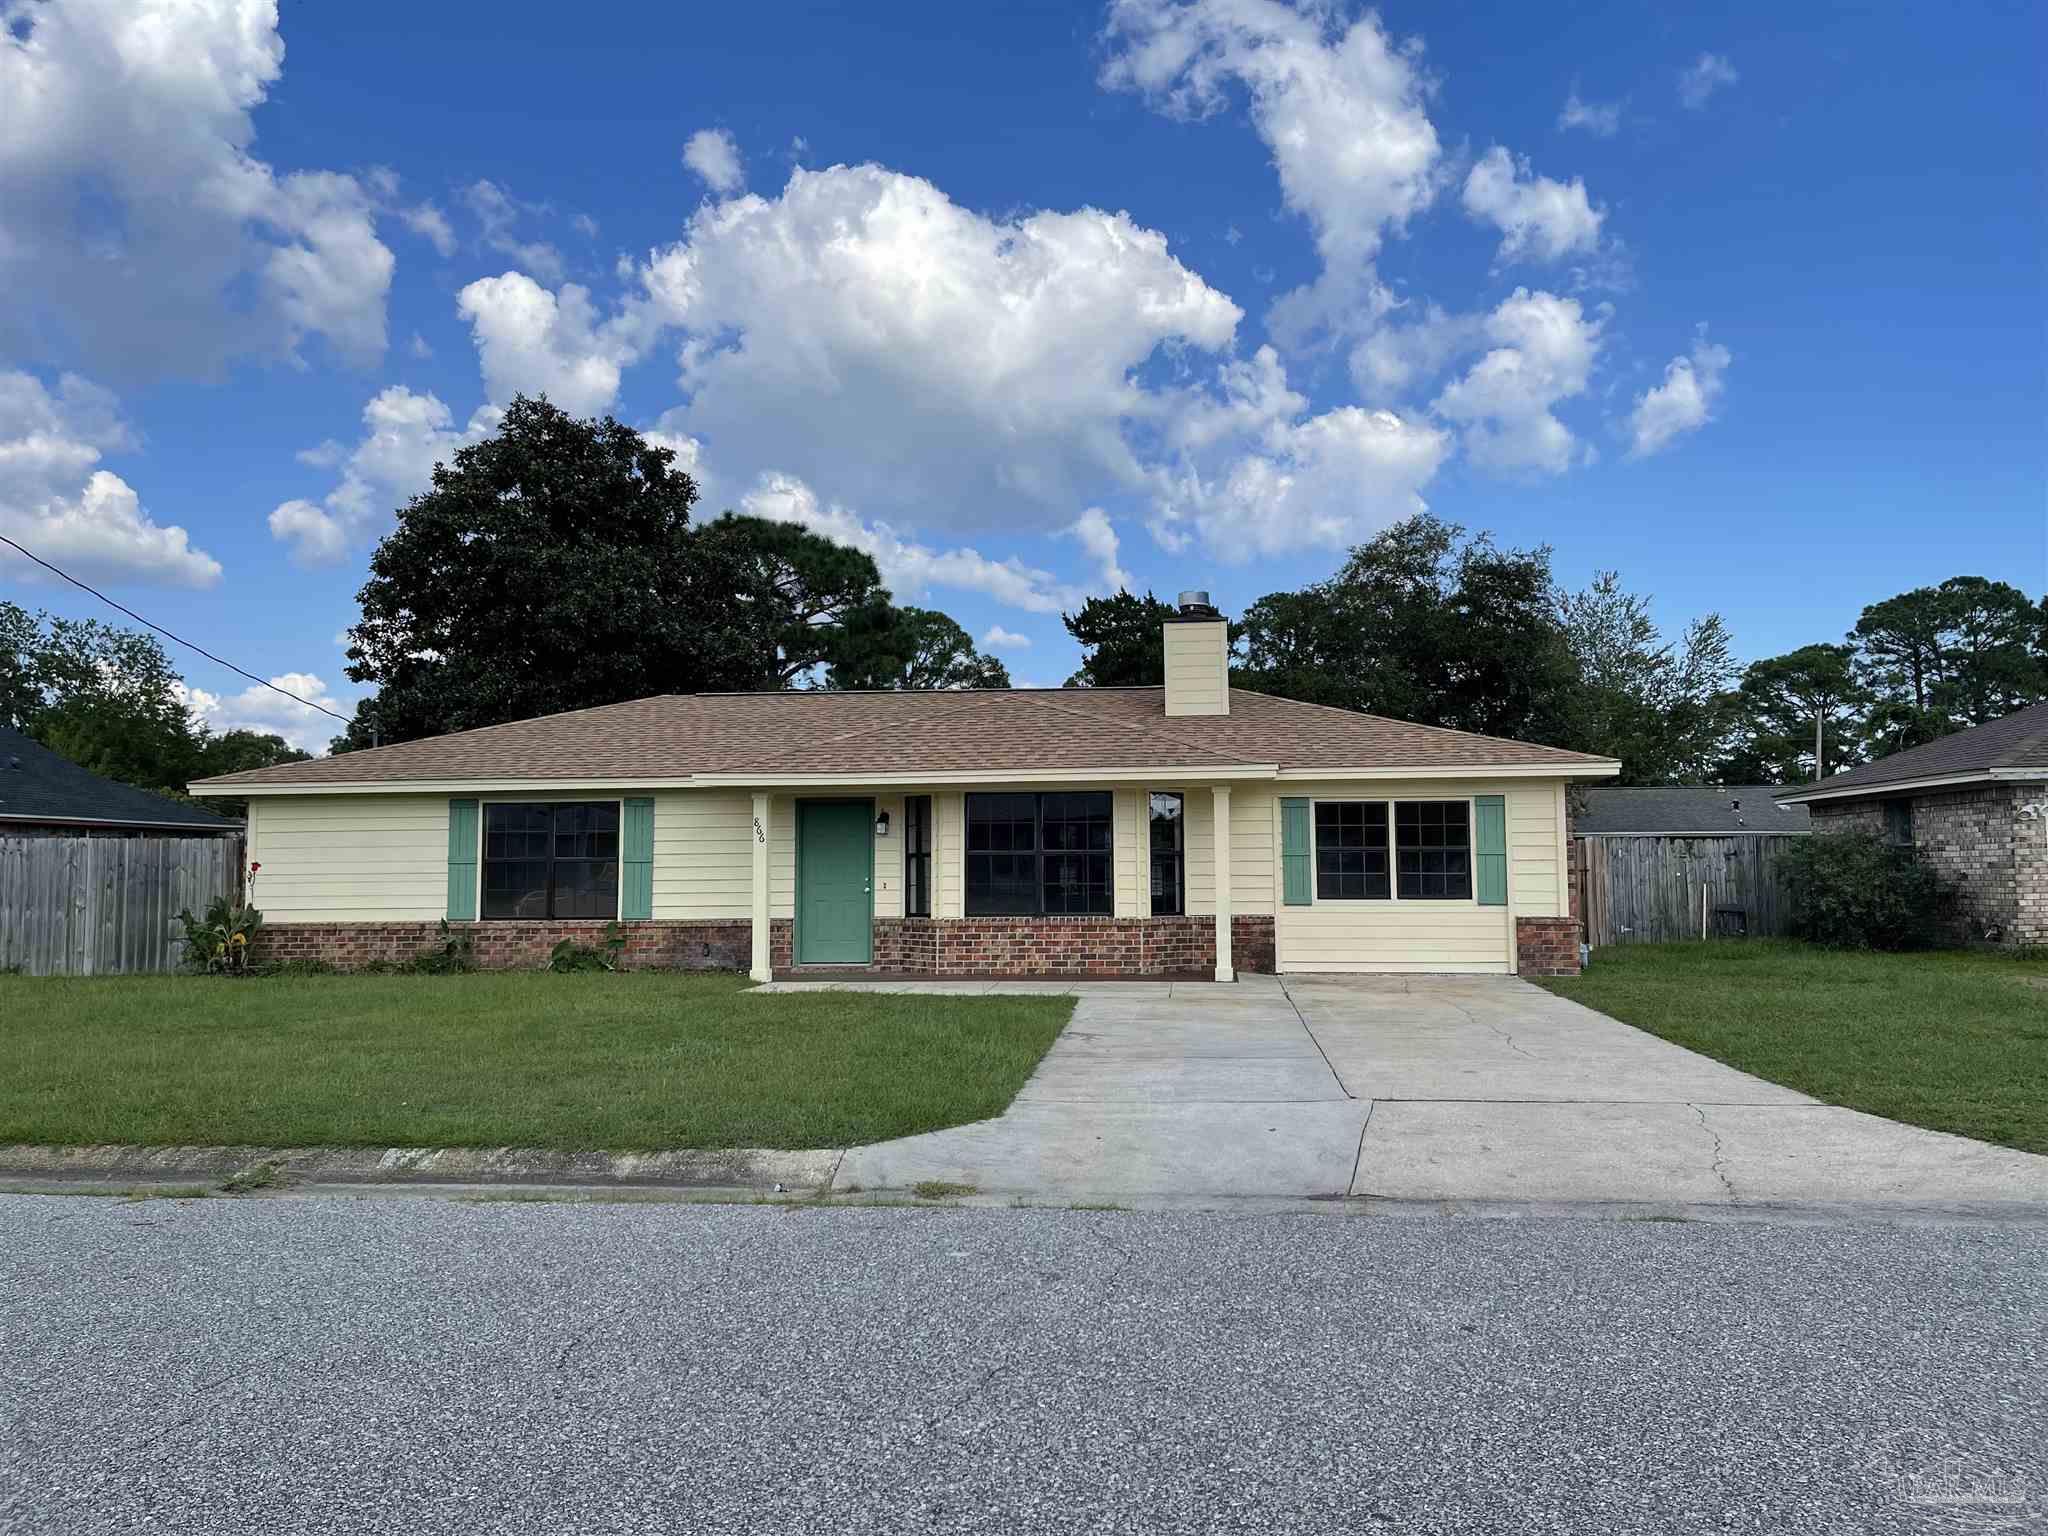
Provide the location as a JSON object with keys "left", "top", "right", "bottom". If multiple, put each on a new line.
{"left": 823, "top": 975, "right": 2048, "bottom": 1209}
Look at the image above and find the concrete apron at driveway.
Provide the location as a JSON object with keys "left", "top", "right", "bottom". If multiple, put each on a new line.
{"left": 827, "top": 975, "right": 2048, "bottom": 1209}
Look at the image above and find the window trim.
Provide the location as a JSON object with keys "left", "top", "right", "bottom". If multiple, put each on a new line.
{"left": 963, "top": 790, "right": 1115, "bottom": 918}
{"left": 1148, "top": 790, "right": 1185, "bottom": 917}
{"left": 1307, "top": 796, "right": 1482, "bottom": 907}
{"left": 476, "top": 797, "right": 625, "bottom": 922}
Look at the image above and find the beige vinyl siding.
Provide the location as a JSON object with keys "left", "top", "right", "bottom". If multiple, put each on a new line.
{"left": 1113, "top": 788, "right": 1143, "bottom": 917}
{"left": 872, "top": 792, "right": 904, "bottom": 919}
{"left": 246, "top": 794, "right": 449, "bottom": 922}
{"left": 1230, "top": 784, "right": 1276, "bottom": 915}
{"left": 651, "top": 790, "right": 751, "bottom": 920}
{"left": 1273, "top": 778, "right": 1568, "bottom": 974}
{"left": 935, "top": 791, "right": 964, "bottom": 919}
{"left": 769, "top": 795, "right": 796, "bottom": 920}
{"left": 1162, "top": 621, "right": 1228, "bottom": 715}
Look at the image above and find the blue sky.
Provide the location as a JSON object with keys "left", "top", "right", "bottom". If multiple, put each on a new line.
{"left": 2, "top": 0, "right": 2041, "bottom": 747}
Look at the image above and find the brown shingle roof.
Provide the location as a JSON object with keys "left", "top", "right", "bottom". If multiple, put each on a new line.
{"left": 189, "top": 687, "right": 1616, "bottom": 790}
{"left": 1776, "top": 701, "right": 2048, "bottom": 800}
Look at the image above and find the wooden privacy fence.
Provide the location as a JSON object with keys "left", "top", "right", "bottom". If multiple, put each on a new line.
{"left": 0, "top": 833, "right": 240, "bottom": 976}
{"left": 1578, "top": 834, "right": 1803, "bottom": 948}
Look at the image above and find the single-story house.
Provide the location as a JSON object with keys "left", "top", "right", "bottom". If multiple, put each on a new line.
{"left": 1776, "top": 701, "right": 2048, "bottom": 946}
{"left": 188, "top": 596, "right": 1619, "bottom": 979}
{"left": 1, "top": 727, "right": 237, "bottom": 837}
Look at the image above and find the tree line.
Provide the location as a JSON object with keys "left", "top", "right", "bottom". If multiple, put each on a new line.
{"left": 2, "top": 396, "right": 2038, "bottom": 798}
{"left": 1064, "top": 520, "right": 2046, "bottom": 784}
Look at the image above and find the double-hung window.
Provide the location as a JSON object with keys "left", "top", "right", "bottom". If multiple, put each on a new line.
{"left": 481, "top": 802, "right": 620, "bottom": 919}
{"left": 903, "top": 795, "right": 933, "bottom": 918}
{"left": 1149, "top": 792, "right": 1185, "bottom": 915}
{"left": 966, "top": 791, "right": 1113, "bottom": 916}
{"left": 1313, "top": 799, "right": 1472, "bottom": 901}
{"left": 1315, "top": 801, "right": 1390, "bottom": 900}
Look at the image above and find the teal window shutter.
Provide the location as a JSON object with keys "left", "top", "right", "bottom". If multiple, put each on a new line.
{"left": 1280, "top": 797, "right": 1313, "bottom": 906}
{"left": 621, "top": 797, "right": 655, "bottom": 920}
{"left": 1474, "top": 795, "right": 1507, "bottom": 907}
{"left": 446, "top": 799, "right": 479, "bottom": 920}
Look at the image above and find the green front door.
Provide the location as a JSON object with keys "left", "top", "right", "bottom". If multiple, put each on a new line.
{"left": 796, "top": 800, "right": 873, "bottom": 965}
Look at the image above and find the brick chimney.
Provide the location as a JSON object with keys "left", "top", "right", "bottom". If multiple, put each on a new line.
{"left": 1163, "top": 590, "right": 1229, "bottom": 716}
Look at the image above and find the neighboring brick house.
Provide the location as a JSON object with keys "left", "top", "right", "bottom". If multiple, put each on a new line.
{"left": 1775, "top": 702, "right": 2048, "bottom": 946}
{"left": 191, "top": 595, "right": 1619, "bottom": 979}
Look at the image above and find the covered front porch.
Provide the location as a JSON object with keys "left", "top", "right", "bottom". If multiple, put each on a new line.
{"left": 734, "top": 778, "right": 1267, "bottom": 984}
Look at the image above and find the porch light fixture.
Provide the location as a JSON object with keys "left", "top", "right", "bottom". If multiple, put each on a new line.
{"left": 874, "top": 810, "right": 891, "bottom": 837}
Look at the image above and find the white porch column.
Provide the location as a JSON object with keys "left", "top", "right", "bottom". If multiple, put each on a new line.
{"left": 1212, "top": 784, "right": 1234, "bottom": 982}
{"left": 749, "top": 791, "right": 772, "bottom": 982}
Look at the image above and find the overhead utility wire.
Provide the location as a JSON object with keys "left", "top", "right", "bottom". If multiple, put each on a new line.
{"left": 0, "top": 531, "right": 354, "bottom": 726}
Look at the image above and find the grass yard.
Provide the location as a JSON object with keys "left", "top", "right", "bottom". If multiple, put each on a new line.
{"left": 0, "top": 973, "right": 1072, "bottom": 1152}
{"left": 1541, "top": 940, "right": 2048, "bottom": 1155}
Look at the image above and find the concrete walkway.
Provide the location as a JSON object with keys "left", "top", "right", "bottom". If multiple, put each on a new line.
{"left": 812, "top": 974, "right": 2048, "bottom": 1209}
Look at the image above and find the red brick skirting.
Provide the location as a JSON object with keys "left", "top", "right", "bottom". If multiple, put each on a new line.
{"left": 1515, "top": 916, "right": 1581, "bottom": 977}
{"left": 254, "top": 913, "right": 1281, "bottom": 977}
{"left": 252, "top": 920, "right": 749, "bottom": 972}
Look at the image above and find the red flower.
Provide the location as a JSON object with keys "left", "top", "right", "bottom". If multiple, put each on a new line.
{"left": 250, "top": 862, "right": 262, "bottom": 873}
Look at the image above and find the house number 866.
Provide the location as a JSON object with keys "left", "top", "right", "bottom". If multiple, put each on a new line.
{"left": 753, "top": 817, "right": 766, "bottom": 844}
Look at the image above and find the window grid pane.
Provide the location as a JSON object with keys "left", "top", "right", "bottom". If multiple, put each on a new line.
{"left": 1314, "top": 801, "right": 1389, "bottom": 900}
{"left": 481, "top": 802, "right": 619, "bottom": 920}
{"left": 966, "top": 791, "right": 1113, "bottom": 916}
{"left": 1395, "top": 801, "right": 1472, "bottom": 900}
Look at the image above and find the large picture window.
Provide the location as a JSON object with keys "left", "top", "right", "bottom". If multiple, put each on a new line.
{"left": 966, "top": 791, "right": 1112, "bottom": 916}
{"left": 1395, "top": 801, "right": 1471, "bottom": 900}
{"left": 1149, "top": 792, "right": 1185, "bottom": 915}
{"left": 1315, "top": 801, "right": 1390, "bottom": 900}
{"left": 482, "top": 801, "right": 620, "bottom": 919}
{"left": 904, "top": 795, "right": 933, "bottom": 918}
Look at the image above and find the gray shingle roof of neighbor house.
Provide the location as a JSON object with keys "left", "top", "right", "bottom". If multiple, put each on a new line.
{"left": 0, "top": 727, "right": 237, "bottom": 831}
{"left": 1775, "top": 701, "right": 2048, "bottom": 802}
{"left": 186, "top": 687, "right": 1619, "bottom": 790}
{"left": 1573, "top": 786, "right": 1811, "bottom": 835}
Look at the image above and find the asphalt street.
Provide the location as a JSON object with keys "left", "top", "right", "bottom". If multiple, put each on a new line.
{"left": 1, "top": 1194, "right": 2042, "bottom": 1535}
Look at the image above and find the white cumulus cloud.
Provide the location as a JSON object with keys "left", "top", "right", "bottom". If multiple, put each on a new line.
{"left": 1062, "top": 507, "right": 1131, "bottom": 592}
{"left": 457, "top": 273, "right": 634, "bottom": 418}
{"left": 981, "top": 625, "right": 1031, "bottom": 650}
{"left": 1461, "top": 147, "right": 1605, "bottom": 266}
{"left": 268, "top": 386, "right": 497, "bottom": 564}
{"left": 1558, "top": 90, "right": 1622, "bottom": 137}
{"left": 1151, "top": 401, "right": 1451, "bottom": 560}
{"left": 1102, "top": 0, "right": 1440, "bottom": 347}
{"left": 1679, "top": 53, "right": 1738, "bottom": 110}
{"left": 739, "top": 472, "right": 1088, "bottom": 615}
{"left": 1433, "top": 289, "right": 1603, "bottom": 474}
{"left": 1627, "top": 332, "right": 1731, "bottom": 457}
{"left": 683, "top": 129, "right": 745, "bottom": 194}
{"left": 621, "top": 163, "right": 1241, "bottom": 533}
{"left": 180, "top": 671, "right": 349, "bottom": 753}
{"left": 0, "top": 0, "right": 394, "bottom": 378}
{"left": 0, "top": 371, "right": 221, "bottom": 587}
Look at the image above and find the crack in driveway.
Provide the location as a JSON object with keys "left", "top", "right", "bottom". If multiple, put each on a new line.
{"left": 1689, "top": 1104, "right": 1740, "bottom": 1202}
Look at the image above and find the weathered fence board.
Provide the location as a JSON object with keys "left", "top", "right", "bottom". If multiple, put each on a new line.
{"left": 0, "top": 834, "right": 238, "bottom": 976}
{"left": 1579, "top": 834, "right": 1803, "bottom": 948}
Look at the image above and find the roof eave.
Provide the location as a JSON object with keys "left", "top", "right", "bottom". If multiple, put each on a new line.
{"left": 0, "top": 811, "right": 239, "bottom": 831}
{"left": 1273, "top": 760, "right": 1620, "bottom": 781}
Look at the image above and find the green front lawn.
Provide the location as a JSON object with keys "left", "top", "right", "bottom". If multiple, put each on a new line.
{"left": 1541, "top": 941, "right": 2048, "bottom": 1155}
{"left": 0, "top": 973, "right": 1072, "bottom": 1152}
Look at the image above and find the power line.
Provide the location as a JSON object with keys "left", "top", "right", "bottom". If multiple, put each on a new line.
{"left": 0, "top": 531, "right": 354, "bottom": 727}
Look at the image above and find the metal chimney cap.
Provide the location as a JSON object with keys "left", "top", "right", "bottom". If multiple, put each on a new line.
{"left": 1177, "top": 589, "right": 1214, "bottom": 612}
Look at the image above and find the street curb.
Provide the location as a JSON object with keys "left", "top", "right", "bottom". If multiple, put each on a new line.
{"left": 0, "top": 1142, "right": 843, "bottom": 1192}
